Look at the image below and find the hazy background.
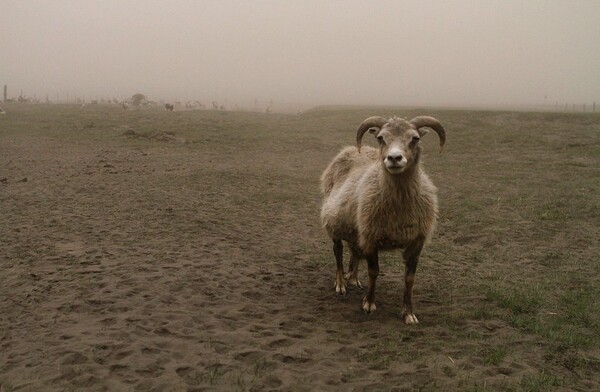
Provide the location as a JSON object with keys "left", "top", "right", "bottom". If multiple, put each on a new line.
{"left": 2, "top": 0, "right": 599, "bottom": 108}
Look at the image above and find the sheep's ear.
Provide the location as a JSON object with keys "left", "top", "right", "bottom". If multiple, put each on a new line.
{"left": 417, "top": 128, "right": 430, "bottom": 137}
{"left": 368, "top": 127, "right": 380, "bottom": 134}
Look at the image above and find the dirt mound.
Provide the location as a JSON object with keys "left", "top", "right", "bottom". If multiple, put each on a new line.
{"left": 121, "top": 127, "right": 183, "bottom": 142}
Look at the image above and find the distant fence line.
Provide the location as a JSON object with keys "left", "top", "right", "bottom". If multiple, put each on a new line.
{"left": 2, "top": 85, "right": 598, "bottom": 113}
{"left": 553, "top": 101, "right": 597, "bottom": 113}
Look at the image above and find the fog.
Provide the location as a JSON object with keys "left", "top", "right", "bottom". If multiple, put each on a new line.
{"left": 2, "top": 0, "right": 599, "bottom": 108}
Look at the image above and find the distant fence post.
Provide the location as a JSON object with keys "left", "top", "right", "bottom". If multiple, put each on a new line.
{"left": 3, "top": 85, "right": 6, "bottom": 103}
{"left": 594, "top": 102, "right": 596, "bottom": 113}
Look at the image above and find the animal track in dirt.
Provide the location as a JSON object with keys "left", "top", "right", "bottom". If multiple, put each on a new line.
{"left": 267, "top": 338, "right": 296, "bottom": 349}
{"left": 273, "top": 353, "right": 312, "bottom": 364}
{"left": 109, "top": 364, "right": 129, "bottom": 376}
{"left": 234, "top": 351, "right": 263, "bottom": 362}
{"left": 241, "top": 290, "right": 263, "bottom": 300}
{"left": 60, "top": 352, "right": 89, "bottom": 365}
{"left": 112, "top": 350, "right": 133, "bottom": 361}
{"left": 134, "top": 362, "right": 165, "bottom": 377}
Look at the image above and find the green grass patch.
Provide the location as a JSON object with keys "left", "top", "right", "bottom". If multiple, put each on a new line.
{"left": 485, "top": 281, "right": 597, "bottom": 349}
{"left": 485, "top": 285, "right": 542, "bottom": 316}
{"left": 483, "top": 346, "right": 508, "bottom": 366}
{"left": 520, "top": 370, "right": 562, "bottom": 392}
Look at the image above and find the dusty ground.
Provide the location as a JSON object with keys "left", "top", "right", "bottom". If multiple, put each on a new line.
{"left": 1, "top": 104, "right": 599, "bottom": 391}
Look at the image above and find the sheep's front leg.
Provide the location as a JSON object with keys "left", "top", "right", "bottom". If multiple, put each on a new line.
{"left": 402, "top": 238, "right": 424, "bottom": 324}
{"left": 362, "top": 252, "right": 379, "bottom": 313}
{"left": 333, "top": 239, "right": 346, "bottom": 295}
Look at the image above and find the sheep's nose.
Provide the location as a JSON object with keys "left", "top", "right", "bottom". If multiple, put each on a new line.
{"left": 387, "top": 153, "right": 403, "bottom": 163}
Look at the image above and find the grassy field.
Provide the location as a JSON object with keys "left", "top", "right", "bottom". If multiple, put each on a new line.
{"left": 1, "top": 103, "right": 599, "bottom": 391}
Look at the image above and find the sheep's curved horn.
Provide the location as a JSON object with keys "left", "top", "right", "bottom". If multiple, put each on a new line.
{"left": 410, "top": 116, "right": 446, "bottom": 152}
{"left": 356, "top": 116, "right": 388, "bottom": 153}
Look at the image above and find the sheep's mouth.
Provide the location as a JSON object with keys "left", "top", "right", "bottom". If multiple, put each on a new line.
{"left": 385, "top": 164, "right": 406, "bottom": 174}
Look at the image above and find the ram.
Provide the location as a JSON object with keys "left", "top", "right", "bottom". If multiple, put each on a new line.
{"left": 320, "top": 116, "right": 446, "bottom": 324}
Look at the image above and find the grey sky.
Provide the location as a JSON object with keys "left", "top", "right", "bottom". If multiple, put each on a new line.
{"left": 2, "top": 0, "right": 599, "bottom": 107}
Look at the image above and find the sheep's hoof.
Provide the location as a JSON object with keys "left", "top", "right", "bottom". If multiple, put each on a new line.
{"left": 403, "top": 312, "right": 419, "bottom": 325}
{"left": 362, "top": 297, "right": 376, "bottom": 313}
{"left": 344, "top": 273, "right": 363, "bottom": 290}
{"left": 335, "top": 281, "right": 347, "bottom": 296}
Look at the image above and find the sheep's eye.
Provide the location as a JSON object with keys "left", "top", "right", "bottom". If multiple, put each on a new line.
{"left": 410, "top": 136, "right": 420, "bottom": 147}
{"left": 376, "top": 135, "right": 385, "bottom": 145}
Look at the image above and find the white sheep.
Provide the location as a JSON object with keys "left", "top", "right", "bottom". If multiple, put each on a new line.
{"left": 320, "top": 115, "right": 446, "bottom": 324}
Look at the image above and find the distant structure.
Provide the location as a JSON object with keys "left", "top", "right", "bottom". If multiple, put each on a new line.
{"left": 3, "top": 85, "right": 7, "bottom": 103}
{"left": 131, "top": 93, "right": 147, "bottom": 106}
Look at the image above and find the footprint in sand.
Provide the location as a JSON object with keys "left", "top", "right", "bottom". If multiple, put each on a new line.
{"left": 233, "top": 351, "right": 263, "bottom": 363}
{"left": 273, "top": 353, "right": 311, "bottom": 364}
{"left": 267, "top": 338, "right": 295, "bottom": 349}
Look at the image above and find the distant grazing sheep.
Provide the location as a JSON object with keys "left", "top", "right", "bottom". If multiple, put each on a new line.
{"left": 320, "top": 116, "right": 446, "bottom": 324}
{"left": 165, "top": 104, "right": 174, "bottom": 112}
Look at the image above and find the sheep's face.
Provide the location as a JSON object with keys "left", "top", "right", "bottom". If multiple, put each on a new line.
{"left": 371, "top": 119, "right": 424, "bottom": 174}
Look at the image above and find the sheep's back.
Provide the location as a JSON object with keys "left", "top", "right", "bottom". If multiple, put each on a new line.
{"left": 320, "top": 146, "right": 378, "bottom": 242}
{"left": 320, "top": 146, "right": 378, "bottom": 196}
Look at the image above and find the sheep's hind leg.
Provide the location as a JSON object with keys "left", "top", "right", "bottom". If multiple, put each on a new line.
{"left": 362, "top": 252, "right": 379, "bottom": 313}
{"left": 401, "top": 238, "right": 424, "bottom": 324}
{"left": 333, "top": 239, "right": 346, "bottom": 295}
{"left": 344, "top": 247, "right": 363, "bottom": 289}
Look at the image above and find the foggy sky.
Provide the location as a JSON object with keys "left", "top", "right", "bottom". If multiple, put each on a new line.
{"left": 2, "top": 0, "right": 599, "bottom": 107}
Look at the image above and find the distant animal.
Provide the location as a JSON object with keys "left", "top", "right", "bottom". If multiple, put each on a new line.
{"left": 0, "top": 106, "right": 5, "bottom": 115}
{"left": 320, "top": 115, "right": 446, "bottom": 324}
{"left": 165, "top": 104, "right": 174, "bottom": 112}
